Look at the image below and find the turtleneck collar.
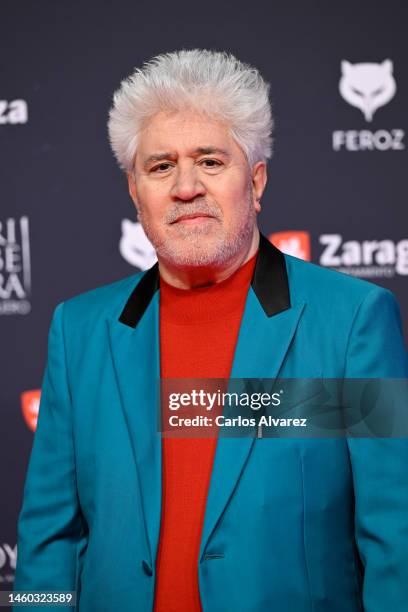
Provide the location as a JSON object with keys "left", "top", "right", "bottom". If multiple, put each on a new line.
{"left": 159, "top": 251, "right": 258, "bottom": 324}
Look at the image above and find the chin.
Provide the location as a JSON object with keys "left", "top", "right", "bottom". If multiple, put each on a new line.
{"left": 159, "top": 239, "right": 229, "bottom": 268}
{"left": 155, "top": 224, "right": 252, "bottom": 268}
{"left": 165, "top": 249, "right": 222, "bottom": 268}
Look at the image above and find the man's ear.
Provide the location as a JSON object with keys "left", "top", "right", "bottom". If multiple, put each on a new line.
{"left": 127, "top": 171, "right": 138, "bottom": 205}
{"left": 251, "top": 161, "right": 267, "bottom": 213}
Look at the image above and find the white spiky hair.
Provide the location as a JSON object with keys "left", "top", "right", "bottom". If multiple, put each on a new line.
{"left": 107, "top": 48, "right": 273, "bottom": 172}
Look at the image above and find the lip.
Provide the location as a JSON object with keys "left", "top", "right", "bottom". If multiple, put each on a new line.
{"left": 171, "top": 214, "right": 214, "bottom": 223}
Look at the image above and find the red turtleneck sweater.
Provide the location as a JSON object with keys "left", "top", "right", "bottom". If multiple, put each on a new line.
{"left": 153, "top": 251, "right": 257, "bottom": 612}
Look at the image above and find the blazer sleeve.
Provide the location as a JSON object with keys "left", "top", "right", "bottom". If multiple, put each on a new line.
{"left": 13, "top": 302, "right": 87, "bottom": 608}
{"left": 344, "top": 287, "right": 408, "bottom": 612}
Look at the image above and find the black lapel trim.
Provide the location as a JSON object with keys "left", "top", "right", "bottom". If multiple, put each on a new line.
{"left": 118, "top": 233, "right": 290, "bottom": 328}
{"left": 118, "top": 262, "right": 159, "bottom": 328}
{"left": 251, "top": 233, "right": 291, "bottom": 317}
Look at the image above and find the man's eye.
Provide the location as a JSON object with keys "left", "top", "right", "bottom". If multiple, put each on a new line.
{"left": 200, "top": 159, "right": 222, "bottom": 168}
{"left": 152, "top": 163, "right": 172, "bottom": 172}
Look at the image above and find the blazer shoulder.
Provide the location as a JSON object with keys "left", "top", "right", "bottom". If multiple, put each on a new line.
{"left": 60, "top": 271, "right": 144, "bottom": 325}
{"left": 283, "top": 252, "right": 393, "bottom": 306}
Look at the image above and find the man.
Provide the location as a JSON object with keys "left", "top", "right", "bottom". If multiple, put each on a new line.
{"left": 14, "top": 49, "right": 408, "bottom": 611}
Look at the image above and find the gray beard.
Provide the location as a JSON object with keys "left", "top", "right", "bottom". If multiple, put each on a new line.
{"left": 137, "top": 191, "right": 256, "bottom": 268}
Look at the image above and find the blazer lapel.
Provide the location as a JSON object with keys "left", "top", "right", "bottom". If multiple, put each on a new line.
{"left": 199, "top": 235, "right": 306, "bottom": 559}
{"left": 107, "top": 265, "right": 162, "bottom": 567}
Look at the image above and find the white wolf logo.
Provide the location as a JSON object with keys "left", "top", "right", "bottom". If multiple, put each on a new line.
{"left": 339, "top": 59, "right": 396, "bottom": 122}
{"left": 119, "top": 219, "right": 157, "bottom": 270}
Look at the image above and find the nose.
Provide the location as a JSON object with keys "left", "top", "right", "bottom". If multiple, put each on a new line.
{"left": 169, "top": 163, "right": 206, "bottom": 202}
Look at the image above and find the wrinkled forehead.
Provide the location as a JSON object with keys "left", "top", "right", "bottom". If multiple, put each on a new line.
{"left": 135, "top": 110, "right": 245, "bottom": 163}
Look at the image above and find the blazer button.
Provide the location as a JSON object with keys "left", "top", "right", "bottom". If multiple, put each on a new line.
{"left": 142, "top": 560, "right": 153, "bottom": 576}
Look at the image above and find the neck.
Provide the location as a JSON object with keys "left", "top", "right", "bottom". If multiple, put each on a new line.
{"left": 157, "top": 227, "right": 260, "bottom": 289}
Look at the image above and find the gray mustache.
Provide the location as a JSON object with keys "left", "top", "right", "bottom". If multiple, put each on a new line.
{"left": 165, "top": 202, "right": 222, "bottom": 224}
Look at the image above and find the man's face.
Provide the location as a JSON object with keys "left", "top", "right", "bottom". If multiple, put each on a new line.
{"left": 127, "top": 110, "right": 266, "bottom": 268}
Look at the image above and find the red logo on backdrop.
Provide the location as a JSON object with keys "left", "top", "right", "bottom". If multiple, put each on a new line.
{"left": 269, "top": 231, "right": 311, "bottom": 261}
{"left": 21, "top": 389, "right": 41, "bottom": 432}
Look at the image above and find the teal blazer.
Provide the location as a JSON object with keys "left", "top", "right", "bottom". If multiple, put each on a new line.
{"left": 14, "top": 234, "right": 408, "bottom": 611}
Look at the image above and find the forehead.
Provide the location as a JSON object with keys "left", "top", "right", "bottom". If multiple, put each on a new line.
{"left": 137, "top": 110, "right": 241, "bottom": 156}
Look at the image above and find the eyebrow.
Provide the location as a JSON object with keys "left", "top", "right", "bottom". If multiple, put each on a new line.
{"left": 142, "top": 147, "right": 231, "bottom": 168}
